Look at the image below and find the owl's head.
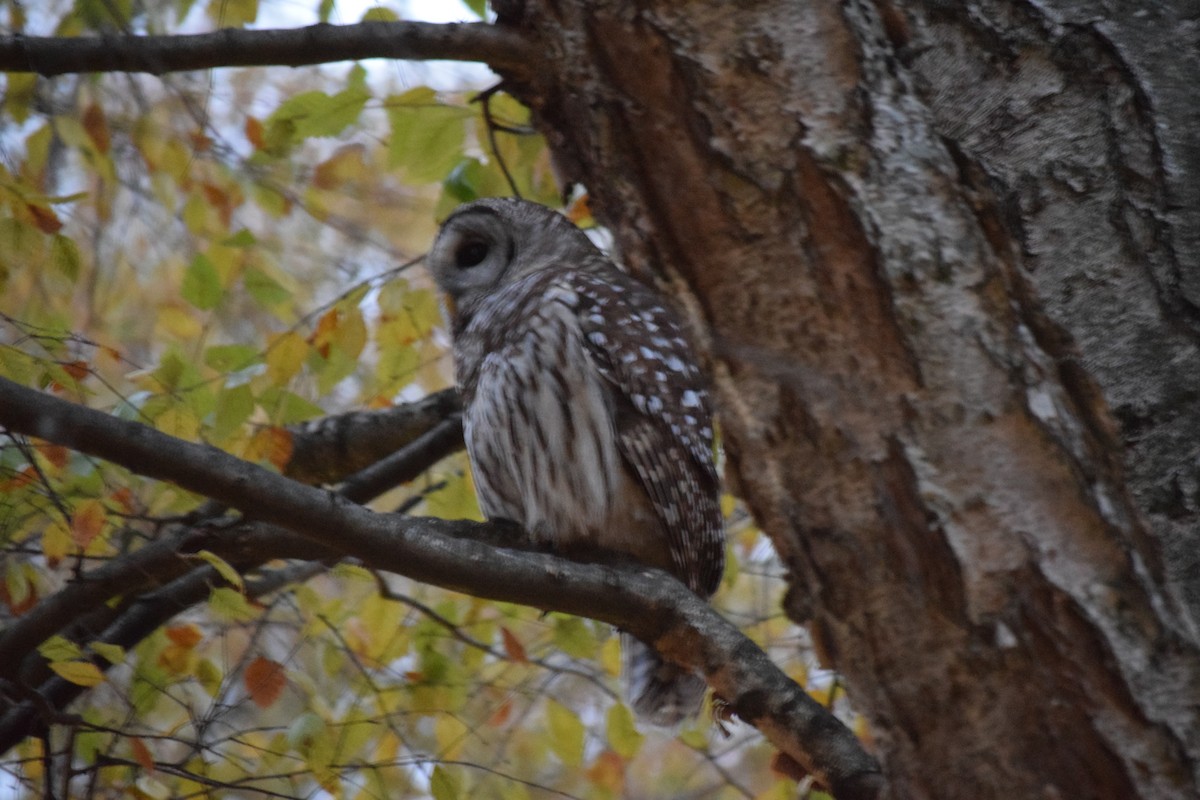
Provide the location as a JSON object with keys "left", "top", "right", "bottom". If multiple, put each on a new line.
{"left": 427, "top": 198, "right": 599, "bottom": 312}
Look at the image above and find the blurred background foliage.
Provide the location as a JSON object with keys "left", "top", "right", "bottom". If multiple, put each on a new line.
{"left": 0, "top": 1, "right": 854, "bottom": 797}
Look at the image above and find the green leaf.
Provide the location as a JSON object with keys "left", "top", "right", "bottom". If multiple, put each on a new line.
{"left": 430, "top": 765, "right": 459, "bottom": 800}
{"left": 90, "top": 642, "right": 126, "bottom": 666}
{"left": 265, "top": 85, "right": 370, "bottom": 151}
{"left": 50, "top": 234, "right": 81, "bottom": 282}
{"left": 361, "top": 5, "right": 399, "bottom": 22}
{"left": 0, "top": 218, "right": 47, "bottom": 273}
{"left": 38, "top": 635, "right": 82, "bottom": 662}
{"left": 206, "top": 0, "right": 258, "bottom": 27}
{"left": 258, "top": 387, "right": 324, "bottom": 424}
{"left": 243, "top": 266, "right": 292, "bottom": 308}
{"left": 222, "top": 228, "right": 256, "bottom": 247}
{"left": 286, "top": 711, "right": 326, "bottom": 753}
{"left": 387, "top": 89, "right": 469, "bottom": 183}
{"left": 204, "top": 344, "right": 260, "bottom": 373}
{"left": 182, "top": 254, "right": 222, "bottom": 310}
{"left": 545, "top": 700, "right": 584, "bottom": 767}
{"left": 422, "top": 470, "right": 483, "bottom": 521}
{"left": 553, "top": 615, "right": 597, "bottom": 660}
{"left": 4, "top": 73, "right": 37, "bottom": 123}
{"left": 212, "top": 382, "right": 255, "bottom": 441}
{"left": 464, "top": 0, "right": 487, "bottom": 19}
{"left": 317, "top": 0, "right": 334, "bottom": 22}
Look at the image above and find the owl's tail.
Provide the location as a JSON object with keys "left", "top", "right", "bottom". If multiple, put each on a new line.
{"left": 621, "top": 633, "right": 707, "bottom": 727}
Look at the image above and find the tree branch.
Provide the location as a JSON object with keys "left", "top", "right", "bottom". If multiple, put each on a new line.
{"left": 0, "top": 377, "right": 883, "bottom": 799}
{"left": 285, "top": 387, "right": 461, "bottom": 485}
{"left": 0, "top": 394, "right": 462, "bottom": 689}
{"left": 0, "top": 21, "right": 534, "bottom": 77}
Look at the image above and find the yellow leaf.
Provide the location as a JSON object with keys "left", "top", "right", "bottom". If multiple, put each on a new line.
{"left": 312, "top": 144, "right": 368, "bottom": 190}
{"left": 606, "top": 703, "right": 644, "bottom": 759}
{"left": 196, "top": 658, "right": 223, "bottom": 697}
{"left": 434, "top": 714, "right": 469, "bottom": 760}
{"left": 153, "top": 405, "right": 201, "bottom": 440}
{"left": 42, "top": 517, "right": 71, "bottom": 566}
{"left": 209, "top": 586, "right": 258, "bottom": 622}
{"left": 600, "top": 635, "right": 622, "bottom": 677}
{"left": 332, "top": 305, "right": 367, "bottom": 361}
{"left": 157, "top": 643, "right": 196, "bottom": 675}
{"left": 545, "top": 699, "right": 584, "bottom": 767}
{"left": 156, "top": 302, "right": 203, "bottom": 341}
{"left": 49, "top": 660, "right": 105, "bottom": 687}
{"left": 194, "top": 549, "right": 244, "bottom": 590}
{"left": 265, "top": 330, "right": 308, "bottom": 384}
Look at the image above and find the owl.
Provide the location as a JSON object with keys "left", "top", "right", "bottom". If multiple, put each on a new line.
{"left": 427, "top": 198, "right": 724, "bottom": 725}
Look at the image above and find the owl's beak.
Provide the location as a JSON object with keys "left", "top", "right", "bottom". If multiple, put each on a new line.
{"left": 440, "top": 291, "right": 458, "bottom": 322}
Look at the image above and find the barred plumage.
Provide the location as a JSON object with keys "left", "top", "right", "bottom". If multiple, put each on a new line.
{"left": 427, "top": 198, "right": 723, "bottom": 725}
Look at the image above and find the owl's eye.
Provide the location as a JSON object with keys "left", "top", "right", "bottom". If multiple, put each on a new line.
{"left": 455, "top": 240, "right": 490, "bottom": 269}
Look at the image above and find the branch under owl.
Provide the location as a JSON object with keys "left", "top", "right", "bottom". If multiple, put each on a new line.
{"left": 0, "top": 377, "right": 883, "bottom": 800}
{"left": 0, "top": 21, "right": 533, "bottom": 77}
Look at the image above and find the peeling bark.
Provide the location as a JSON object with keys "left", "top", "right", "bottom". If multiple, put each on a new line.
{"left": 501, "top": 1, "right": 1200, "bottom": 796}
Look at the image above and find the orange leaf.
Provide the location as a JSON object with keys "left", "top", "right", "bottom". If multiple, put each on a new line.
{"left": 38, "top": 443, "right": 69, "bottom": 469}
{"left": 60, "top": 360, "right": 90, "bottom": 380}
{"left": 189, "top": 130, "right": 213, "bottom": 152}
{"left": 70, "top": 499, "right": 106, "bottom": 549}
{"left": 487, "top": 699, "right": 513, "bottom": 728}
{"left": 500, "top": 627, "right": 528, "bottom": 663}
{"left": 0, "top": 465, "right": 37, "bottom": 492}
{"left": 110, "top": 487, "right": 136, "bottom": 513}
{"left": 585, "top": 750, "right": 625, "bottom": 793}
{"left": 308, "top": 308, "right": 340, "bottom": 357}
{"left": 244, "top": 656, "right": 287, "bottom": 709}
{"left": 130, "top": 737, "right": 155, "bottom": 773}
{"left": 247, "top": 427, "right": 294, "bottom": 471}
{"left": 82, "top": 103, "right": 110, "bottom": 153}
{"left": 26, "top": 203, "right": 62, "bottom": 233}
{"left": 245, "top": 117, "right": 265, "bottom": 150}
{"left": 0, "top": 571, "right": 37, "bottom": 616}
{"left": 165, "top": 623, "right": 203, "bottom": 649}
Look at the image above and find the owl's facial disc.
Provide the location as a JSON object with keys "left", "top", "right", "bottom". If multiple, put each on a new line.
{"left": 427, "top": 210, "right": 516, "bottom": 306}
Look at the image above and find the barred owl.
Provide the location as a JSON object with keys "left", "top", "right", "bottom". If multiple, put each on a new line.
{"left": 428, "top": 198, "right": 724, "bottom": 726}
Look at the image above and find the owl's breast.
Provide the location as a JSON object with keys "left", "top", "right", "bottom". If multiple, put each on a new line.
{"left": 461, "top": 298, "right": 625, "bottom": 548}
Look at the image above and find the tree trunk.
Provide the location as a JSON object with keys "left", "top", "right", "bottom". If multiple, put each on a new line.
{"left": 500, "top": 1, "right": 1200, "bottom": 797}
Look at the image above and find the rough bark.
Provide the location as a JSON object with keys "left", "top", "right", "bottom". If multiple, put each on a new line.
{"left": 897, "top": 0, "right": 1200, "bottom": 620}
{"left": 498, "top": 1, "right": 1200, "bottom": 797}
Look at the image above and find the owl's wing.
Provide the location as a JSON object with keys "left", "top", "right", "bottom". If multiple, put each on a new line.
{"left": 568, "top": 269, "right": 724, "bottom": 597}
